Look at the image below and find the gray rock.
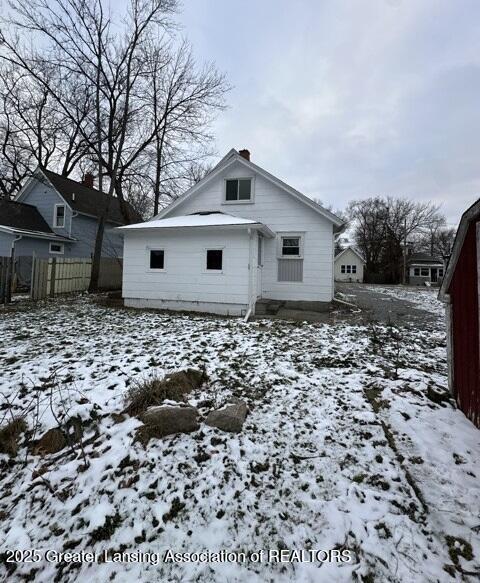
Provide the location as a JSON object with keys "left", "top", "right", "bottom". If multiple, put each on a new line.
{"left": 137, "top": 405, "right": 200, "bottom": 444}
{"left": 205, "top": 400, "right": 247, "bottom": 433}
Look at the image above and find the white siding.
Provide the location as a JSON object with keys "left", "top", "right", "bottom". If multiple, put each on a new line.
{"left": 334, "top": 248, "right": 364, "bottom": 282}
{"left": 164, "top": 160, "right": 335, "bottom": 302}
{"left": 122, "top": 229, "right": 251, "bottom": 315}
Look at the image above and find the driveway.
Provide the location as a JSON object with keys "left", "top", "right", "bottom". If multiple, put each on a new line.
{"left": 335, "top": 282, "right": 444, "bottom": 326}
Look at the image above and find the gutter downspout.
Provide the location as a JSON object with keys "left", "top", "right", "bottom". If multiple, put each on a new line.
{"left": 244, "top": 228, "right": 255, "bottom": 322}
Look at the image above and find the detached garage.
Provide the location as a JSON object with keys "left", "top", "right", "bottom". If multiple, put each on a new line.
{"left": 439, "top": 198, "right": 480, "bottom": 428}
{"left": 334, "top": 247, "right": 365, "bottom": 283}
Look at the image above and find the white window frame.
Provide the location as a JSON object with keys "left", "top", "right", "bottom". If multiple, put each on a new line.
{"left": 204, "top": 247, "right": 224, "bottom": 274}
{"left": 222, "top": 177, "right": 255, "bottom": 204}
{"left": 147, "top": 247, "right": 166, "bottom": 272}
{"left": 277, "top": 233, "right": 304, "bottom": 259}
{"left": 49, "top": 242, "right": 64, "bottom": 255}
{"left": 413, "top": 267, "right": 420, "bottom": 276}
{"left": 341, "top": 265, "right": 346, "bottom": 273}
{"left": 420, "top": 267, "right": 429, "bottom": 277}
{"left": 53, "top": 204, "right": 66, "bottom": 228}
{"left": 352, "top": 265, "right": 357, "bottom": 274}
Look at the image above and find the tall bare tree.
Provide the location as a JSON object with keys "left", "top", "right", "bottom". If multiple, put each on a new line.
{"left": 0, "top": 0, "right": 229, "bottom": 289}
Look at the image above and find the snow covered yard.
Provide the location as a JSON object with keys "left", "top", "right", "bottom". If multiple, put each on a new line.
{"left": 0, "top": 290, "right": 479, "bottom": 582}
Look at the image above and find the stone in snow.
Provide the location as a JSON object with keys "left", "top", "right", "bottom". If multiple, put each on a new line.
{"left": 138, "top": 404, "right": 200, "bottom": 443}
{"left": 205, "top": 399, "right": 248, "bottom": 433}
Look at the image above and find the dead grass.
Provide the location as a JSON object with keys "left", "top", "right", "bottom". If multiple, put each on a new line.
{"left": 0, "top": 417, "right": 28, "bottom": 456}
{"left": 124, "top": 368, "right": 207, "bottom": 416}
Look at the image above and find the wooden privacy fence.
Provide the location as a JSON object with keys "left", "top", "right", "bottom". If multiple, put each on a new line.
{"left": 31, "top": 257, "right": 123, "bottom": 300}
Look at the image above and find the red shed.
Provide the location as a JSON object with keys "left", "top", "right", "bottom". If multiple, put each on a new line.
{"left": 439, "top": 198, "right": 480, "bottom": 428}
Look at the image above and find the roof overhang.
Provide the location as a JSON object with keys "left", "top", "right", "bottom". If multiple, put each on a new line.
{"left": 439, "top": 197, "right": 480, "bottom": 301}
{"left": 0, "top": 225, "right": 75, "bottom": 242}
{"left": 155, "top": 149, "right": 345, "bottom": 232}
{"left": 116, "top": 222, "right": 275, "bottom": 238}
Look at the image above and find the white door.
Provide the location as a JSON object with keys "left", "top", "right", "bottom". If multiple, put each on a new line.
{"left": 256, "top": 236, "right": 263, "bottom": 298}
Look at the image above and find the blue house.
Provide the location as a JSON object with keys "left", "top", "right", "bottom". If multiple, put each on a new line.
{"left": 0, "top": 167, "right": 140, "bottom": 263}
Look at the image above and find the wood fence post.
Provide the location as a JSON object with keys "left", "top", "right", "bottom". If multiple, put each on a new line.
{"left": 50, "top": 258, "right": 57, "bottom": 297}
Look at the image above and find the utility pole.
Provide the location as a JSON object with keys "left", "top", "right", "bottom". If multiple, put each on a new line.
{"left": 402, "top": 218, "right": 407, "bottom": 285}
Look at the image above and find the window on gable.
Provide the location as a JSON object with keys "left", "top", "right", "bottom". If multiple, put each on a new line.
{"left": 225, "top": 178, "right": 252, "bottom": 202}
{"left": 341, "top": 265, "right": 346, "bottom": 274}
{"left": 54, "top": 205, "right": 65, "bottom": 228}
{"left": 346, "top": 265, "right": 352, "bottom": 274}
{"left": 352, "top": 265, "right": 357, "bottom": 274}
{"left": 149, "top": 249, "right": 164, "bottom": 270}
{"left": 206, "top": 249, "right": 223, "bottom": 271}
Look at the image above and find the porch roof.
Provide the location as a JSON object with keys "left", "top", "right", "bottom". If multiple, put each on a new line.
{"left": 117, "top": 212, "right": 275, "bottom": 238}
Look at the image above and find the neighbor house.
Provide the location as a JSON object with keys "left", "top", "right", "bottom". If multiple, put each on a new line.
{"left": 0, "top": 166, "right": 139, "bottom": 264}
{"left": 407, "top": 252, "right": 444, "bottom": 285}
{"left": 118, "top": 148, "right": 344, "bottom": 317}
{"left": 334, "top": 247, "right": 365, "bottom": 282}
{"left": 439, "top": 198, "right": 480, "bottom": 428}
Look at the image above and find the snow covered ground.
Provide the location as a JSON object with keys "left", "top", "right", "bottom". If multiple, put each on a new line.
{"left": 0, "top": 290, "right": 479, "bottom": 582}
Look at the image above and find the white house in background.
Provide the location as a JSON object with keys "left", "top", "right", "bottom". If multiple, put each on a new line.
{"left": 334, "top": 247, "right": 365, "bottom": 282}
{"left": 118, "top": 149, "right": 344, "bottom": 317}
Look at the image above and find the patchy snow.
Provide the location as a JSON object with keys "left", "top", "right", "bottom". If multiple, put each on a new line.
{"left": 118, "top": 212, "right": 262, "bottom": 229}
{"left": 0, "top": 292, "right": 479, "bottom": 582}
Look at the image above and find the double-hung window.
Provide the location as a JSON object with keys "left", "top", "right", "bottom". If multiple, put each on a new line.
{"left": 54, "top": 204, "right": 65, "bottom": 228}
{"left": 224, "top": 178, "right": 252, "bottom": 202}
{"left": 277, "top": 233, "right": 304, "bottom": 282}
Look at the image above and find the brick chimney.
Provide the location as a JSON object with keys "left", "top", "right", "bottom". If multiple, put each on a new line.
{"left": 238, "top": 149, "right": 250, "bottom": 161}
{"left": 82, "top": 172, "right": 94, "bottom": 189}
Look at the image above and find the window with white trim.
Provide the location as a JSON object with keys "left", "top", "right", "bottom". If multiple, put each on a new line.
{"left": 54, "top": 204, "right": 65, "bottom": 228}
{"left": 420, "top": 267, "right": 429, "bottom": 277}
{"left": 206, "top": 249, "right": 223, "bottom": 271}
{"left": 278, "top": 234, "right": 304, "bottom": 259}
{"left": 224, "top": 178, "right": 252, "bottom": 202}
{"left": 49, "top": 242, "right": 64, "bottom": 254}
{"left": 149, "top": 249, "right": 164, "bottom": 270}
{"left": 414, "top": 267, "right": 420, "bottom": 276}
{"left": 341, "top": 264, "right": 357, "bottom": 274}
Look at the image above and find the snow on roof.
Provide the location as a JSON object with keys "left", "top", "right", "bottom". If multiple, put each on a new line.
{"left": 118, "top": 212, "right": 263, "bottom": 230}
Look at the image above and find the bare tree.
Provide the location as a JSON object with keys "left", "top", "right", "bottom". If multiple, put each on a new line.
{"left": 1, "top": 0, "right": 229, "bottom": 290}
{"left": 349, "top": 196, "right": 445, "bottom": 284}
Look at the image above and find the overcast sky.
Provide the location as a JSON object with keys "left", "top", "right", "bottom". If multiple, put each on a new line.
{"left": 180, "top": 0, "right": 480, "bottom": 226}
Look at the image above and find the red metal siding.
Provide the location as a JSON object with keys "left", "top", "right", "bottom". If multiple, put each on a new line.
{"left": 448, "top": 220, "right": 480, "bottom": 427}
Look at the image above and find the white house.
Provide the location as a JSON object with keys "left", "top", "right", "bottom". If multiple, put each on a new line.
{"left": 118, "top": 149, "right": 344, "bottom": 317}
{"left": 334, "top": 247, "right": 365, "bottom": 282}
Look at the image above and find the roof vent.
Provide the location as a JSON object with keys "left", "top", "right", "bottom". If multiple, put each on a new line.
{"left": 238, "top": 149, "right": 250, "bottom": 161}
{"left": 191, "top": 211, "right": 224, "bottom": 216}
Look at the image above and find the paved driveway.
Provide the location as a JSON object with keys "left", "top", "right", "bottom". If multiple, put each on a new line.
{"left": 335, "top": 282, "right": 443, "bottom": 327}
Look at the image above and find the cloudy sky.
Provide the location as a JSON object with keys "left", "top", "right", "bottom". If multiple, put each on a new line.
{"left": 180, "top": 0, "right": 480, "bottom": 226}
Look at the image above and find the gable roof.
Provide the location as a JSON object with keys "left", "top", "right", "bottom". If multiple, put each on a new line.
{"left": 117, "top": 212, "right": 275, "bottom": 238}
{"left": 18, "top": 167, "right": 142, "bottom": 225}
{"left": 334, "top": 246, "right": 365, "bottom": 263}
{"left": 155, "top": 149, "right": 345, "bottom": 231}
{"left": 439, "top": 197, "right": 480, "bottom": 301}
{"left": 0, "top": 199, "right": 53, "bottom": 234}
{"left": 0, "top": 199, "right": 73, "bottom": 241}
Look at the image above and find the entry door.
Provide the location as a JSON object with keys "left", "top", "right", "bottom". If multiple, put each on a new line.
{"left": 256, "top": 236, "right": 263, "bottom": 298}
{"left": 431, "top": 268, "right": 438, "bottom": 283}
